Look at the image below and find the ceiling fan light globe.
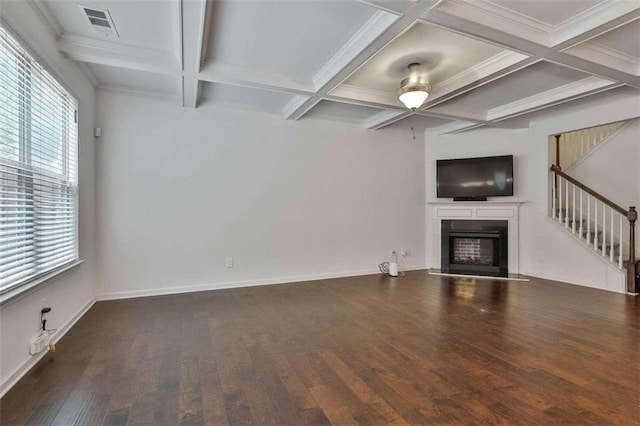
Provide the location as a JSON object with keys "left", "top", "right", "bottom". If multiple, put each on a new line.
{"left": 399, "top": 89, "right": 429, "bottom": 110}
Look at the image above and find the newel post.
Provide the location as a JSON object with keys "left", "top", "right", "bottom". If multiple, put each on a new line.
{"left": 627, "top": 207, "right": 637, "bottom": 294}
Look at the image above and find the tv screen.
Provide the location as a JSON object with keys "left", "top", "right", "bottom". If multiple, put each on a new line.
{"left": 437, "top": 155, "right": 514, "bottom": 200}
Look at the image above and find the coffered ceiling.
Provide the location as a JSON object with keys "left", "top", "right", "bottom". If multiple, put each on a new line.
{"left": 27, "top": 0, "right": 640, "bottom": 133}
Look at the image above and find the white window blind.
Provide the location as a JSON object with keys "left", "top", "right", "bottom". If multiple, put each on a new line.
{"left": 0, "top": 25, "right": 79, "bottom": 295}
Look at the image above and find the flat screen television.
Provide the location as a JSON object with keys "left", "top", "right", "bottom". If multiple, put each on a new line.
{"left": 437, "top": 155, "right": 514, "bottom": 201}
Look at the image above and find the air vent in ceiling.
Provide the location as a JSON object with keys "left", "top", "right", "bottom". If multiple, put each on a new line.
{"left": 79, "top": 5, "right": 119, "bottom": 38}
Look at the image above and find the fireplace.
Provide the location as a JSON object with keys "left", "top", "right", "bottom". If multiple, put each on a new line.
{"left": 441, "top": 220, "right": 508, "bottom": 277}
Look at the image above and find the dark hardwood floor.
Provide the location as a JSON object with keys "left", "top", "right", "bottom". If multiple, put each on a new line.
{"left": 1, "top": 271, "right": 639, "bottom": 425}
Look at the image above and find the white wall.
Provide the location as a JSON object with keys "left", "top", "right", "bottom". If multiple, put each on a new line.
{"left": 425, "top": 91, "right": 640, "bottom": 293}
{"left": 0, "top": 3, "right": 96, "bottom": 394}
{"left": 95, "top": 91, "right": 426, "bottom": 298}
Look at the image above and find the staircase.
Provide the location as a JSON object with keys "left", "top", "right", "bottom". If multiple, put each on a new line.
{"left": 549, "top": 124, "right": 638, "bottom": 294}
{"left": 554, "top": 121, "right": 628, "bottom": 170}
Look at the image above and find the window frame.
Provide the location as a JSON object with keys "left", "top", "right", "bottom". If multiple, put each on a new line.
{"left": 0, "top": 21, "right": 83, "bottom": 305}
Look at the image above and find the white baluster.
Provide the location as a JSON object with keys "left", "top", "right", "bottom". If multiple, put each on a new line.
{"left": 587, "top": 194, "right": 591, "bottom": 243}
{"left": 579, "top": 189, "right": 583, "bottom": 236}
{"left": 618, "top": 215, "right": 623, "bottom": 268}
{"left": 565, "top": 179, "right": 569, "bottom": 228}
{"left": 593, "top": 201, "right": 598, "bottom": 250}
{"left": 572, "top": 185, "right": 576, "bottom": 234}
{"left": 558, "top": 176, "right": 563, "bottom": 223}
{"left": 610, "top": 209, "right": 614, "bottom": 262}
{"left": 602, "top": 202, "right": 606, "bottom": 256}
{"left": 552, "top": 172, "right": 556, "bottom": 219}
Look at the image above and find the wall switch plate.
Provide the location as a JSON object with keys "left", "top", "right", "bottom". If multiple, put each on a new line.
{"left": 225, "top": 258, "right": 233, "bottom": 268}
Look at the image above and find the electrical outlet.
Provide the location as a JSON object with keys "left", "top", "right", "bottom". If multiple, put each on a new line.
{"left": 537, "top": 251, "right": 545, "bottom": 261}
{"left": 225, "top": 257, "right": 233, "bottom": 268}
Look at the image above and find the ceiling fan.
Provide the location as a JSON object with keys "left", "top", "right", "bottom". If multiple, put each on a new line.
{"left": 398, "top": 63, "right": 431, "bottom": 110}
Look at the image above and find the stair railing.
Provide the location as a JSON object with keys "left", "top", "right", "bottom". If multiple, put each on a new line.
{"left": 550, "top": 165, "right": 637, "bottom": 293}
{"left": 553, "top": 122, "right": 626, "bottom": 170}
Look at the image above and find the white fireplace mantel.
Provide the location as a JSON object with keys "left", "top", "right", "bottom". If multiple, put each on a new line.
{"left": 429, "top": 201, "right": 525, "bottom": 274}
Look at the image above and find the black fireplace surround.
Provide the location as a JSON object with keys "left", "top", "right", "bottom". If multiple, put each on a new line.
{"left": 441, "top": 220, "right": 508, "bottom": 277}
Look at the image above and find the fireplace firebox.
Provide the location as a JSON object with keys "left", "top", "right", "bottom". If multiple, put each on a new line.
{"left": 441, "top": 220, "right": 508, "bottom": 277}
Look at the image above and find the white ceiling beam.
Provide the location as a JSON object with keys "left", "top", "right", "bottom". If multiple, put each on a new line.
{"left": 423, "top": 7, "right": 640, "bottom": 89}
{"left": 363, "top": 110, "right": 409, "bottom": 130}
{"left": 485, "top": 117, "right": 530, "bottom": 130}
{"left": 284, "top": 0, "right": 443, "bottom": 121}
{"left": 432, "top": 121, "right": 484, "bottom": 135}
{"left": 58, "top": 34, "right": 181, "bottom": 75}
{"left": 180, "top": 0, "right": 209, "bottom": 108}
{"left": 199, "top": 62, "right": 315, "bottom": 96}
{"left": 546, "top": 53, "right": 640, "bottom": 89}
{"left": 488, "top": 78, "right": 622, "bottom": 122}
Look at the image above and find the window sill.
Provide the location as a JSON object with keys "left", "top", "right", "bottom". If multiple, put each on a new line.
{"left": 0, "top": 259, "right": 85, "bottom": 306}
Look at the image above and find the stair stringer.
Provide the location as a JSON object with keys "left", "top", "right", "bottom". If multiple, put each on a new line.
{"left": 545, "top": 216, "right": 626, "bottom": 293}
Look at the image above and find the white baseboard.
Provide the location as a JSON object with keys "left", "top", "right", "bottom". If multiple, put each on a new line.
{"left": 97, "top": 265, "right": 428, "bottom": 301}
{"left": 520, "top": 269, "right": 625, "bottom": 294}
{"left": 0, "top": 297, "right": 96, "bottom": 398}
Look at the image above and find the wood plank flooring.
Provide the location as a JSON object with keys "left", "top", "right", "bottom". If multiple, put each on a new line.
{"left": 1, "top": 271, "right": 639, "bottom": 425}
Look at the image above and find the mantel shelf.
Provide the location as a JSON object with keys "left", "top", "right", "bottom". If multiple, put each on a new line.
{"left": 427, "top": 200, "right": 529, "bottom": 206}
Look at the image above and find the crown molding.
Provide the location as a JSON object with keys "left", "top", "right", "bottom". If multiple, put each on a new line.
{"left": 58, "top": 34, "right": 181, "bottom": 75}
{"left": 487, "top": 76, "right": 618, "bottom": 121}
{"left": 199, "top": 61, "right": 315, "bottom": 96}
{"left": 565, "top": 41, "right": 640, "bottom": 77}
{"left": 551, "top": 2, "right": 640, "bottom": 46}
{"left": 435, "top": 0, "right": 551, "bottom": 46}
{"left": 25, "top": 0, "right": 63, "bottom": 40}
{"left": 431, "top": 120, "right": 483, "bottom": 135}
{"left": 282, "top": 96, "right": 316, "bottom": 120}
{"left": 76, "top": 62, "right": 98, "bottom": 87}
{"left": 312, "top": 10, "right": 397, "bottom": 90}
{"left": 97, "top": 85, "right": 180, "bottom": 103}
{"left": 363, "top": 110, "right": 408, "bottom": 129}
{"left": 330, "top": 83, "right": 400, "bottom": 108}
{"left": 429, "top": 50, "right": 529, "bottom": 101}
{"left": 424, "top": 104, "right": 486, "bottom": 122}
{"left": 356, "top": 0, "right": 411, "bottom": 15}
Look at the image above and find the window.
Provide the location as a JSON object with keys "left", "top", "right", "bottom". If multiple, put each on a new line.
{"left": 1, "top": 25, "right": 79, "bottom": 296}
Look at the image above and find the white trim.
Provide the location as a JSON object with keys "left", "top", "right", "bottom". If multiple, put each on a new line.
{"left": 0, "top": 261, "right": 85, "bottom": 306}
{"left": 363, "top": 110, "right": 408, "bottom": 129}
{"left": 487, "top": 76, "right": 617, "bottom": 121}
{"left": 523, "top": 269, "right": 625, "bottom": 294}
{"left": 435, "top": 0, "right": 551, "bottom": 46}
{"left": 96, "top": 85, "right": 180, "bottom": 103}
{"left": 428, "top": 269, "right": 530, "bottom": 281}
{"left": 97, "top": 266, "right": 428, "bottom": 301}
{"left": 25, "top": 0, "right": 63, "bottom": 40}
{"left": 199, "top": 61, "right": 315, "bottom": 96}
{"left": 564, "top": 41, "right": 640, "bottom": 77}
{"left": 312, "top": 10, "right": 397, "bottom": 90}
{"left": 551, "top": 2, "right": 640, "bottom": 46}
{"left": 57, "top": 34, "right": 181, "bottom": 76}
{"left": 432, "top": 121, "right": 482, "bottom": 135}
{"left": 329, "top": 84, "right": 401, "bottom": 108}
{"left": 544, "top": 215, "right": 625, "bottom": 272}
{"left": 431, "top": 51, "right": 531, "bottom": 97}
{"left": 430, "top": 202, "right": 522, "bottom": 274}
{"left": 0, "top": 297, "right": 96, "bottom": 398}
